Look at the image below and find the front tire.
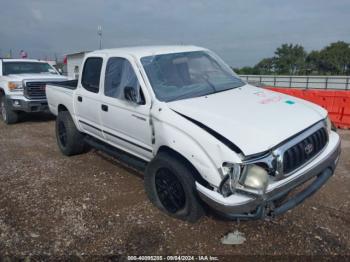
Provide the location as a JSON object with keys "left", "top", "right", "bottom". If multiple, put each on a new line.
{"left": 56, "top": 111, "right": 88, "bottom": 156}
{"left": 1, "top": 96, "right": 18, "bottom": 124}
{"left": 144, "top": 152, "right": 204, "bottom": 222}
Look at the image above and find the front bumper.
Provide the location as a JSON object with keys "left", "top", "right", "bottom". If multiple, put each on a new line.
{"left": 5, "top": 96, "right": 49, "bottom": 113}
{"left": 196, "top": 131, "right": 341, "bottom": 220}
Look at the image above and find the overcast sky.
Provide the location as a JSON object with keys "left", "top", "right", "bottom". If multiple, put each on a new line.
{"left": 0, "top": 0, "right": 349, "bottom": 67}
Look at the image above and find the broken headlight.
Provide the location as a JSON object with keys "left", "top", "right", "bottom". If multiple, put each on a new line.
{"left": 239, "top": 164, "right": 269, "bottom": 194}
{"left": 220, "top": 163, "right": 269, "bottom": 196}
{"left": 220, "top": 162, "right": 241, "bottom": 197}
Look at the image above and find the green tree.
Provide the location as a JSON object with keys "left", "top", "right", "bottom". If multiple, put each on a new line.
{"left": 254, "top": 57, "right": 275, "bottom": 74}
{"left": 274, "top": 44, "right": 307, "bottom": 75}
{"left": 319, "top": 41, "right": 350, "bottom": 75}
{"left": 235, "top": 41, "right": 350, "bottom": 76}
{"left": 306, "top": 50, "right": 322, "bottom": 74}
{"left": 234, "top": 66, "right": 258, "bottom": 75}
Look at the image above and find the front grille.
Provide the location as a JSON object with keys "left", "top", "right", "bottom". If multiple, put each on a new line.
{"left": 24, "top": 82, "right": 47, "bottom": 99}
{"left": 283, "top": 128, "right": 328, "bottom": 174}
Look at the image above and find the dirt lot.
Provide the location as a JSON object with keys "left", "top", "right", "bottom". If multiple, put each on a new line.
{"left": 0, "top": 114, "right": 349, "bottom": 258}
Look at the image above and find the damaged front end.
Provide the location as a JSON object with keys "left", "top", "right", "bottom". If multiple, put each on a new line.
{"left": 196, "top": 120, "right": 341, "bottom": 220}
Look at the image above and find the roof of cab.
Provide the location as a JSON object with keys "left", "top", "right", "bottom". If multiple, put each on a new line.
{"left": 88, "top": 45, "right": 207, "bottom": 58}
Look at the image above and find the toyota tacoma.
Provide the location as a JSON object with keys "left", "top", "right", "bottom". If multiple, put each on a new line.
{"left": 46, "top": 46, "right": 341, "bottom": 222}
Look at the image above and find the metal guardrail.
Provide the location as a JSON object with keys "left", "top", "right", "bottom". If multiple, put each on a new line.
{"left": 240, "top": 75, "right": 350, "bottom": 90}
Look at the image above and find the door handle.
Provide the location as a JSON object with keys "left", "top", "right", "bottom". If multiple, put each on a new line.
{"left": 101, "top": 104, "right": 108, "bottom": 112}
{"left": 77, "top": 96, "right": 82, "bottom": 102}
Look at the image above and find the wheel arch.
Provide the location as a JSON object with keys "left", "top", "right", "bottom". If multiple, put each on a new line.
{"left": 157, "top": 145, "right": 213, "bottom": 190}
{"left": 57, "top": 103, "right": 81, "bottom": 132}
{"left": 58, "top": 104, "right": 68, "bottom": 112}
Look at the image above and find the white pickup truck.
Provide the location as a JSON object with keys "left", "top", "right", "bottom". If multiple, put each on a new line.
{"left": 0, "top": 59, "right": 67, "bottom": 124}
{"left": 46, "top": 46, "right": 341, "bottom": 222}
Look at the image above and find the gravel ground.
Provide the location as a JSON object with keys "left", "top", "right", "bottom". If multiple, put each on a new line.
{"left": 0, "top": 113, "right": 349, "bottom": 258}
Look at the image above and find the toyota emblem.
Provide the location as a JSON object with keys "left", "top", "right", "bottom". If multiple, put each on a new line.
{"left": 305, "top": 143, "right": 314, "bottom": 155}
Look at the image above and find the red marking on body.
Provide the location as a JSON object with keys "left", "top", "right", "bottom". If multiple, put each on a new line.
{"left": 259, "top": 95, "right": 282, "bottom": 104}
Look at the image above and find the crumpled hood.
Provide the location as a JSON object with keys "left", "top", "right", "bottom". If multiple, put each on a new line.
{"left": 168, "top": 84, "right": 327, "bottom": 156}
{"left": 3, "top": 74, "right": 67, "bottom": 82}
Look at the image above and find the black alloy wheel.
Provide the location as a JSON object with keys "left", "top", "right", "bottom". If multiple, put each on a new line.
{"left": 58, "top": 120, "right": 68, "bottom": 147}
{"left": 155, "top": 168, "right": 186, "bottom": 213}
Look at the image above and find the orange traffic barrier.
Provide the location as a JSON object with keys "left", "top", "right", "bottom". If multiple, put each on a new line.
{"left": 265, "top": 87, "right": 350, "bottom": 129}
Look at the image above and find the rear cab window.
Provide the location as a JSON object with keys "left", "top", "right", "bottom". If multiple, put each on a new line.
{"left": 81, "top": 57, "right": 103, "bottom": 93}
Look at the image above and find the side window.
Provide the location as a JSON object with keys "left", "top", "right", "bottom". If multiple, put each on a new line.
{"left": 104, "top": 57, "right": 140, "bottom": 100}
{"left": 81, "top": 57, "right": 103, "bottom": 93}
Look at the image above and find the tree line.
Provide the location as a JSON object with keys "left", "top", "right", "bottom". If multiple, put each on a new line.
{"left": 234, "top": 41, "right": 350, "bottom": 76}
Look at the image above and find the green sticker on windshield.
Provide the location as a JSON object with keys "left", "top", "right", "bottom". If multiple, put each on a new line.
{"left": 285, "top": 100, "right": 295, "bottom": 105}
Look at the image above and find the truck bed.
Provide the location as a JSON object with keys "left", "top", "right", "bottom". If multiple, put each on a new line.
{"left": 46, "top": 81, "right": 76, "bottom": 117}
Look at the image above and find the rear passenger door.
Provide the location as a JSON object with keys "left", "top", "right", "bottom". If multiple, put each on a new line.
{"left": 100, "top": 56, "right": 153, "bottom": 161}
{"left": 74, "top": 56, "right": 105, "bottom": 139}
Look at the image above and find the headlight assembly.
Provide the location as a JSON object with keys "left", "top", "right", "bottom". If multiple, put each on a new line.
{"left": 220, "top": 162, "right": 269, "bottom": 196}
{"left": 239, "top": 164, "right": 269, "bottom": 193}
{"left": 8, "top": 81, "right": 23, "bottom": 91}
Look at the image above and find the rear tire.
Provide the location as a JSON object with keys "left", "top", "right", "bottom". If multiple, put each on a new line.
{"left": 56, "top": 110, "right": 88, "bottom": 156}
{"left": 144, "top": 152, "right": 204, "bottom": 222}
{"left": 1, "top": 96, "right": 18, "bottom": 124}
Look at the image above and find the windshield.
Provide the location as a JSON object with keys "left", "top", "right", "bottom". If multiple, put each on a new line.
{"left": 2, "top": 62, "right": 58, "bottom": 75}
{"left": 141, "top": 51, "right": 245, "bottom": 102}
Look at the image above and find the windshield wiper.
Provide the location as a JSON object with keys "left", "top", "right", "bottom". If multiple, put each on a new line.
{"left": 203, "top": 78, "right": 217, "bottom": 92}
{"left": 195, "top": 74, "right": 217, "bottom": 93}
{"left": 208, "top": 81, "right": 245, "bottom": 95}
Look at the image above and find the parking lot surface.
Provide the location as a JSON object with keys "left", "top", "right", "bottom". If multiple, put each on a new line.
{"left": 0, "top": 114, "right": 349, "bottom": 257}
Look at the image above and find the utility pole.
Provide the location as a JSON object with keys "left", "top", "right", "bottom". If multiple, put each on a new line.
{"left": 98, "top": 25, "right": 103, "bottom": 50}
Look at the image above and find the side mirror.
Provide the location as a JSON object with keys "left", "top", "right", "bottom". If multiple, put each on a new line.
{"left": 124, "top": 86, "right": 141, "bottom": 104}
